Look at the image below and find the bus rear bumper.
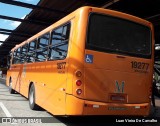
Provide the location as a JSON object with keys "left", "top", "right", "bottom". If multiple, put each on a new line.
{"left": 66, "top": 95, "right": 150, "bottom": 116}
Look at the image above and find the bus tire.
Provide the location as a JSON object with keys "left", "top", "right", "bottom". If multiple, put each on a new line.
{"left": 29, "top": 84, "right": 39, "bottom": 110}
{"left": 9, "top": 79, "right": 15, "bottom": 94}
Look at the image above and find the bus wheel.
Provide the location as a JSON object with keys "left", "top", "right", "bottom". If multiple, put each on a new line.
{"left": 29, "top": 84, "right": 39, "bottom": 110}
{"left": 9, "top": 79, "right": 15, "bottom": 94}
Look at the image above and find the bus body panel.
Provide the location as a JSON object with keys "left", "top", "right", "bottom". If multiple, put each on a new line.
{"left": 8, "top": 64, "right": 23, "bottom": 92}
{"left": 25, "top": 60, "right": 68, "bottom": 115}
{"left": 84, "top": 50, "right": 152, "bottom": 104}
{"left": 65, "top": 95, "right": 150, "bottom": 116}
{"left": 7, "top": 9, "right": 76, "bottom": 115}
{"left": 66, "top": 7, "right": 88, "bottom": 98}
{"left": 68, "top": 7, "right": 153, "bottom": 116}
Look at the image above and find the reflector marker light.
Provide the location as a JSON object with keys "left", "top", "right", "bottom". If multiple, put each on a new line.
{"left": 135, "top": 106, "right": 140, "bottom": 109}
{"left": 75, "top": 71, "right": 82, "bottom": 77}
{"left": 134, "top": 106, "right": 147, "bottom": 109}
{"left": 93, "top": 105, "right": 99, "bottom": 108}
{"left": 76, "top": 89, "right": 82, "bottom": 95}
{"left": 85, "top": 104, "right": 99, "bottom": 108}
{"left": 76, "top": 80, "right": 82, "bottom": 86}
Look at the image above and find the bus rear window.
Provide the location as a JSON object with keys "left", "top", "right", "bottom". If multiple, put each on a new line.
{"left": 86, "top": 13, "right": 151, "bottom": 58}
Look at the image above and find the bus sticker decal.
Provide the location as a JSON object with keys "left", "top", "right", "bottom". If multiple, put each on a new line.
{"left": 85, "top": 54, "right": 93, "bottom": 63}
{"left": 115, "top": 81, "right": 125, "bottom": 93}
{"left": 131, "top": 61, "right": 149, "bottom": 73}
{"left": 57, "top": 62, "right": 66, "bottom": 74}
{"left": 57, "top": 62, "right": 66, "bottom": 69}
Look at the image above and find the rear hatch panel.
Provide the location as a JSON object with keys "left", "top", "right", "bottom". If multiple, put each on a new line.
{"left": 84, "top": 50, "right": 152, "bottom": 104}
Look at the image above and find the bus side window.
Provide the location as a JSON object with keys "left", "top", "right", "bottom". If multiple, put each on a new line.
{"left": 62, "top": 24, "right": 70, "bottom": 41}
{"left": 21, "top": 44, "right": 28, "bottom": 63}
{"left": 51, "top": 27, "right": 63, "bottom": 45}
{"left": 7, "top": 52, "right": 12, "bottom": 69}
{"left": 49, "top": 23, "right": 70, "bottom": 60}
{"left": 12, "top": 50, "right": 17, "bottom": 64}
{"left": 15, "top": 47, "right": 22, "bottom": 64}
{"left": 36, "top": 33, "right": 50, "bottom": 62}
{"left": 27, "top": 40, "right": 37, "bottom": 63}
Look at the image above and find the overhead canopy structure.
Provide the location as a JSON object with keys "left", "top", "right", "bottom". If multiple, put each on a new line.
{"left": 0, "top": 0, "right": 160, "bottom": 66}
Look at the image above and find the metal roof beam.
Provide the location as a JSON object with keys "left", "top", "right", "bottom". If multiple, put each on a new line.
{"left": 0, "top": 28, "right": 33, "bottom": 37}
{"left": 0, "top": 47, "right": 10, "bottom": 51}
{"left": 0, "top": 0, "right": 66, "bottom": 15}
{"left": 84, "top": 0, "right": 109, "bottom": 6}
{"left": 0, "top": 40, "right": 20, "bottom": 43}
{"left": 102, "top": 0, "right": 121, "bottom": 8}
{"left": 0, "top": 31, "right": 31, "bottom": 37}
{"left": 0, "top": 42, "right": 17, "bottom": 46}
{"left": 0, "top": 15, "right": 50, "bottom": 26}
{"left": 145, "top": 14, "right": 160, "bottom": 20}
{"left": 0, "top": 28, "right": 13, "bottom": 32}
{"left": 0, "top": 47, "right": 12, "bottom": 49}
{"left": 1, "top": 44, "right": 15, "bottom": 47}
{"left": 0, "top": 50, "right": 9, "bottom": 52}
{"left": 0, "top": 41, "right": 5, "bottom": 43}
{"left": 0, "top": 54, "right": 9, "bottom": 57}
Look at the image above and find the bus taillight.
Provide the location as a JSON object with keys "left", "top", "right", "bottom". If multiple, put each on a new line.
{"left": 76, "top": 89, "right": 82, "bottom": 95}
{"left": 75, "top": 71, "right": 82, "bottom": 77}
{"left": 76, "top": 80, "right": 82, "bottom": 86}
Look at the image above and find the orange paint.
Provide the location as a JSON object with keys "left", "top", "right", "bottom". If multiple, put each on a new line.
{"left": 6, "top": 6, "right": 154, "bottom": 116}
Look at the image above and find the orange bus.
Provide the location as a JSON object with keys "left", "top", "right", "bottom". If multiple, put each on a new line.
{"left": 6, "top": 6, "right": 154, "bottom": 116}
